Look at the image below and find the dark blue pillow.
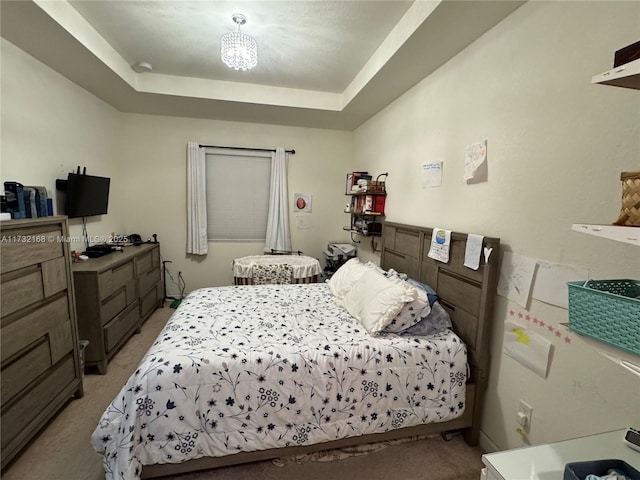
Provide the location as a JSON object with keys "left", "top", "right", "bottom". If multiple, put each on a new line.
{"left": 407, "top": 278, "right": 438, "bottom": 307}
{"left": 401, "top": 301, "right": 452, "bottom": 336}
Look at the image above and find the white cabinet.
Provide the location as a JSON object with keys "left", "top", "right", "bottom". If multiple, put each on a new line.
{"left": 481, "top": 430, "right": 640, "bottom": 480}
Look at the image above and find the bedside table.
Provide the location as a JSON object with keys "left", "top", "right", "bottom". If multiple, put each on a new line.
{"left": 481, "top": 429, "right": 640, "bottom": 479}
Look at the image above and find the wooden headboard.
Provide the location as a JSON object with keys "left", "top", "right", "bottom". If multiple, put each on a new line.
{"left": 380, "top": 222, "right": 500, "bottom": 443}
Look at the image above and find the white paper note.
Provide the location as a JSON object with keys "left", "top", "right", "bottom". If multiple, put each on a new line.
{"left": 427, "top": 228, "right": 451, "bottom": 263}
{"left": 421, "top": 162, "right": 442, "bottom": 188}
{"left": 295, "top": 215, "right": 313, "bottom": 230}
{"left": 464, "top": 234, "right": 484, "bottom": 270}
{"left": 497, "top": 252, "right": 537, "bottom": 308}
{"left": 503, "top": 322, "right": 552, "bottom": 378}
{"left": 463, "top": 139, "right": 487, "bottom": 183}
{"left": 532, "top": 260, "right": 589, "bottom": 309}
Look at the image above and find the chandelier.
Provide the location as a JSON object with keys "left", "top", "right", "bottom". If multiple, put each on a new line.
{"left": 221, "top": 13, "right": 258, "bottom": 71}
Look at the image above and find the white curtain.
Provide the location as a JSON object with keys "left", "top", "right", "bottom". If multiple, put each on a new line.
{"left": 264, "top": 147, "right": 291, "bottom": 253}
{"left": 186, "top": 141, "right": 208, "bottom": 255}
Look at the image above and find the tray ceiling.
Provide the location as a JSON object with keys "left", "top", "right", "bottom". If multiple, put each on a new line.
{"left": 1, "top": 0, "right": 525, "bottom": 130}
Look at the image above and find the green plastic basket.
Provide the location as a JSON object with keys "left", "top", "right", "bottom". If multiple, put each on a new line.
{"left": 567, "top": 279, "right": 640, "bottom": 355}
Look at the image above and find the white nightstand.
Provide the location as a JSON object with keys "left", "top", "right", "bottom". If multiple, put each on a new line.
{"left": 481, "top": 429, "right": 640, "bottom": 480}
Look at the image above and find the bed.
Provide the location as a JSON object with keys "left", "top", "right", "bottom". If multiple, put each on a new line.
{"left": 91, "top": 222, "right": 500, "bottom": 479}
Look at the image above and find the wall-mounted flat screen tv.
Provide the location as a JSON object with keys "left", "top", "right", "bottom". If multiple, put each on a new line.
{"left": 65, "top": 173, "right": 110, "bottom": 218}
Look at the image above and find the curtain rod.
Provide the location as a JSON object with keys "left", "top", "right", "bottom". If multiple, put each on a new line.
{"left": 200, "top": 144, "right": 295, "bottom": 154}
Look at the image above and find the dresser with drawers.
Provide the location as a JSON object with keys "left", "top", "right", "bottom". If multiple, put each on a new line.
{"left": 73, "top": 243, "right": 162, "bottom": 374}
{"left": 481, "top": 429, "right": 640, "bottom": 480}
{"left": 0, "top": 216, "right": 83, "bottom": 470}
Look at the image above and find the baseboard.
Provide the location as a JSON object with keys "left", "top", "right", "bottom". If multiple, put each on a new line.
{"left": 479, "top": 430, "right": 500, "bottom": 453}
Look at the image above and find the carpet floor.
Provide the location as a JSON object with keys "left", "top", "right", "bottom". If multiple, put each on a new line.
{"left": 2, "top": 304, "right": 485, "bottom": 480}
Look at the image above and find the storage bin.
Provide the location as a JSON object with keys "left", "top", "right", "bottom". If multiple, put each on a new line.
{"left": 612, "top": 171, "right": 640, "bottom": 226}
{"left": 614, "top": 40, "right": 640, "bottom": 68}
{"left": 567, "top": 279, "right": 640, "bottom": 355}
{"left": 564, "top": 459, "right": 640, "bottom": 480}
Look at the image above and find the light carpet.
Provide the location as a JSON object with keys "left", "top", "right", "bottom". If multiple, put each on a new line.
{"left": 2, "top": 304, "right": 485, "bottom": 480}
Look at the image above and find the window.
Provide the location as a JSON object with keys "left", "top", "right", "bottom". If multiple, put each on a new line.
{"left": 206, "top": 152, "right": 271, "bottom": 241}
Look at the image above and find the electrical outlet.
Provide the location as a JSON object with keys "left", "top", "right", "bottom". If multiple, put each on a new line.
{"left": 518, "top": 400, "right": 533, "bottom": 427}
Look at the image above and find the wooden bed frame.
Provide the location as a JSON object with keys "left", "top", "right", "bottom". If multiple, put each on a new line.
{"left": 142, "top": 222, "right": 500, "bottom": 478}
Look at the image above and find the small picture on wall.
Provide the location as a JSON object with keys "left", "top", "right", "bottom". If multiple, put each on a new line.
{"left": 293, "top": 193, "right": 312, "bottom": 212}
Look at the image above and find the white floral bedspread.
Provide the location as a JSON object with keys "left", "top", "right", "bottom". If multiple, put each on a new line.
{"left": 92, "top": 284, "right": 467, "bottom": 480}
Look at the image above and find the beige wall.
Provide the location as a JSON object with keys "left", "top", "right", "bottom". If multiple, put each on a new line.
{"left": 1, "top": 39, "right": 126, "bottom": 252}
{"left": 118, "top": 114, "right": 352, "bottom": 293}
{"left": 1, "top": 37, "right": 352, "bottom": 293}
{"left": 354, "top": 1, "right": 640, "bottom": 451}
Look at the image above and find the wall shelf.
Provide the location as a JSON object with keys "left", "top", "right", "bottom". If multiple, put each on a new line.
{"left": 571, "top": 223, "right": 640, "bottom": 246}
{"left": 561, "top": 323, "right": 640, "bottom": 377}
{"left": 570, "top": 222, "right": 639, "bottom": 376}
{"left": 345, "top": 211, "right": 383, "bottom": 216}
{"left": 579, "top": 55, "right": 640, "bottom": 377}
{"left": 342, "top": 226, "right": 382, "bottom": 236}
{"left": 592, "top": 58, "right": 640, "bottom": 89}
{"left": 343, "top": 172, "right": 387, "bottom": 242}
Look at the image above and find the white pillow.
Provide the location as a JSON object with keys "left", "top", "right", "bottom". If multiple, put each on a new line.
{"left": 326, "top": 258, "right": 369, "bottom": 299}
{"left": 384, "top": 286, "right": 430, "bottom": 333}
{"left": 342, "top": 268, "right": 417, "bottom": 335}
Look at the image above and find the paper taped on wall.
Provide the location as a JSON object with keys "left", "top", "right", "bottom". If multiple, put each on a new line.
{"left": 503, "top": 322, "right": 552, "bottom": 378}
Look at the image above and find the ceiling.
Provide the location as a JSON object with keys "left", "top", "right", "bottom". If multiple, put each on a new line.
{"left": 1, "top": 0, "right": 525, "bottom": 130}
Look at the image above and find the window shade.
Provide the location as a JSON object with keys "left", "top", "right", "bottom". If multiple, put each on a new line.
{"left": 206, "top": 153, "right": 271, "bottom": 241}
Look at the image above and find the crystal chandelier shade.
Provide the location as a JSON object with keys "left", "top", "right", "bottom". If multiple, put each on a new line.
{"left": 221, "top": 14, "right": 258, "bottom": 71}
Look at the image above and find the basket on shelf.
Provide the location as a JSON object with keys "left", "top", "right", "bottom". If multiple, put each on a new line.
{"left": 613, "top": 171, "right": 640, "bottom": 226}
{"left": 567, "top": 279, "right": 640, "bottom": 355}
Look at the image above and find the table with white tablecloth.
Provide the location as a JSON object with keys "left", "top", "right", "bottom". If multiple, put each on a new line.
{"left": 233, "top": 255, "right": 321, "bottom": 285}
